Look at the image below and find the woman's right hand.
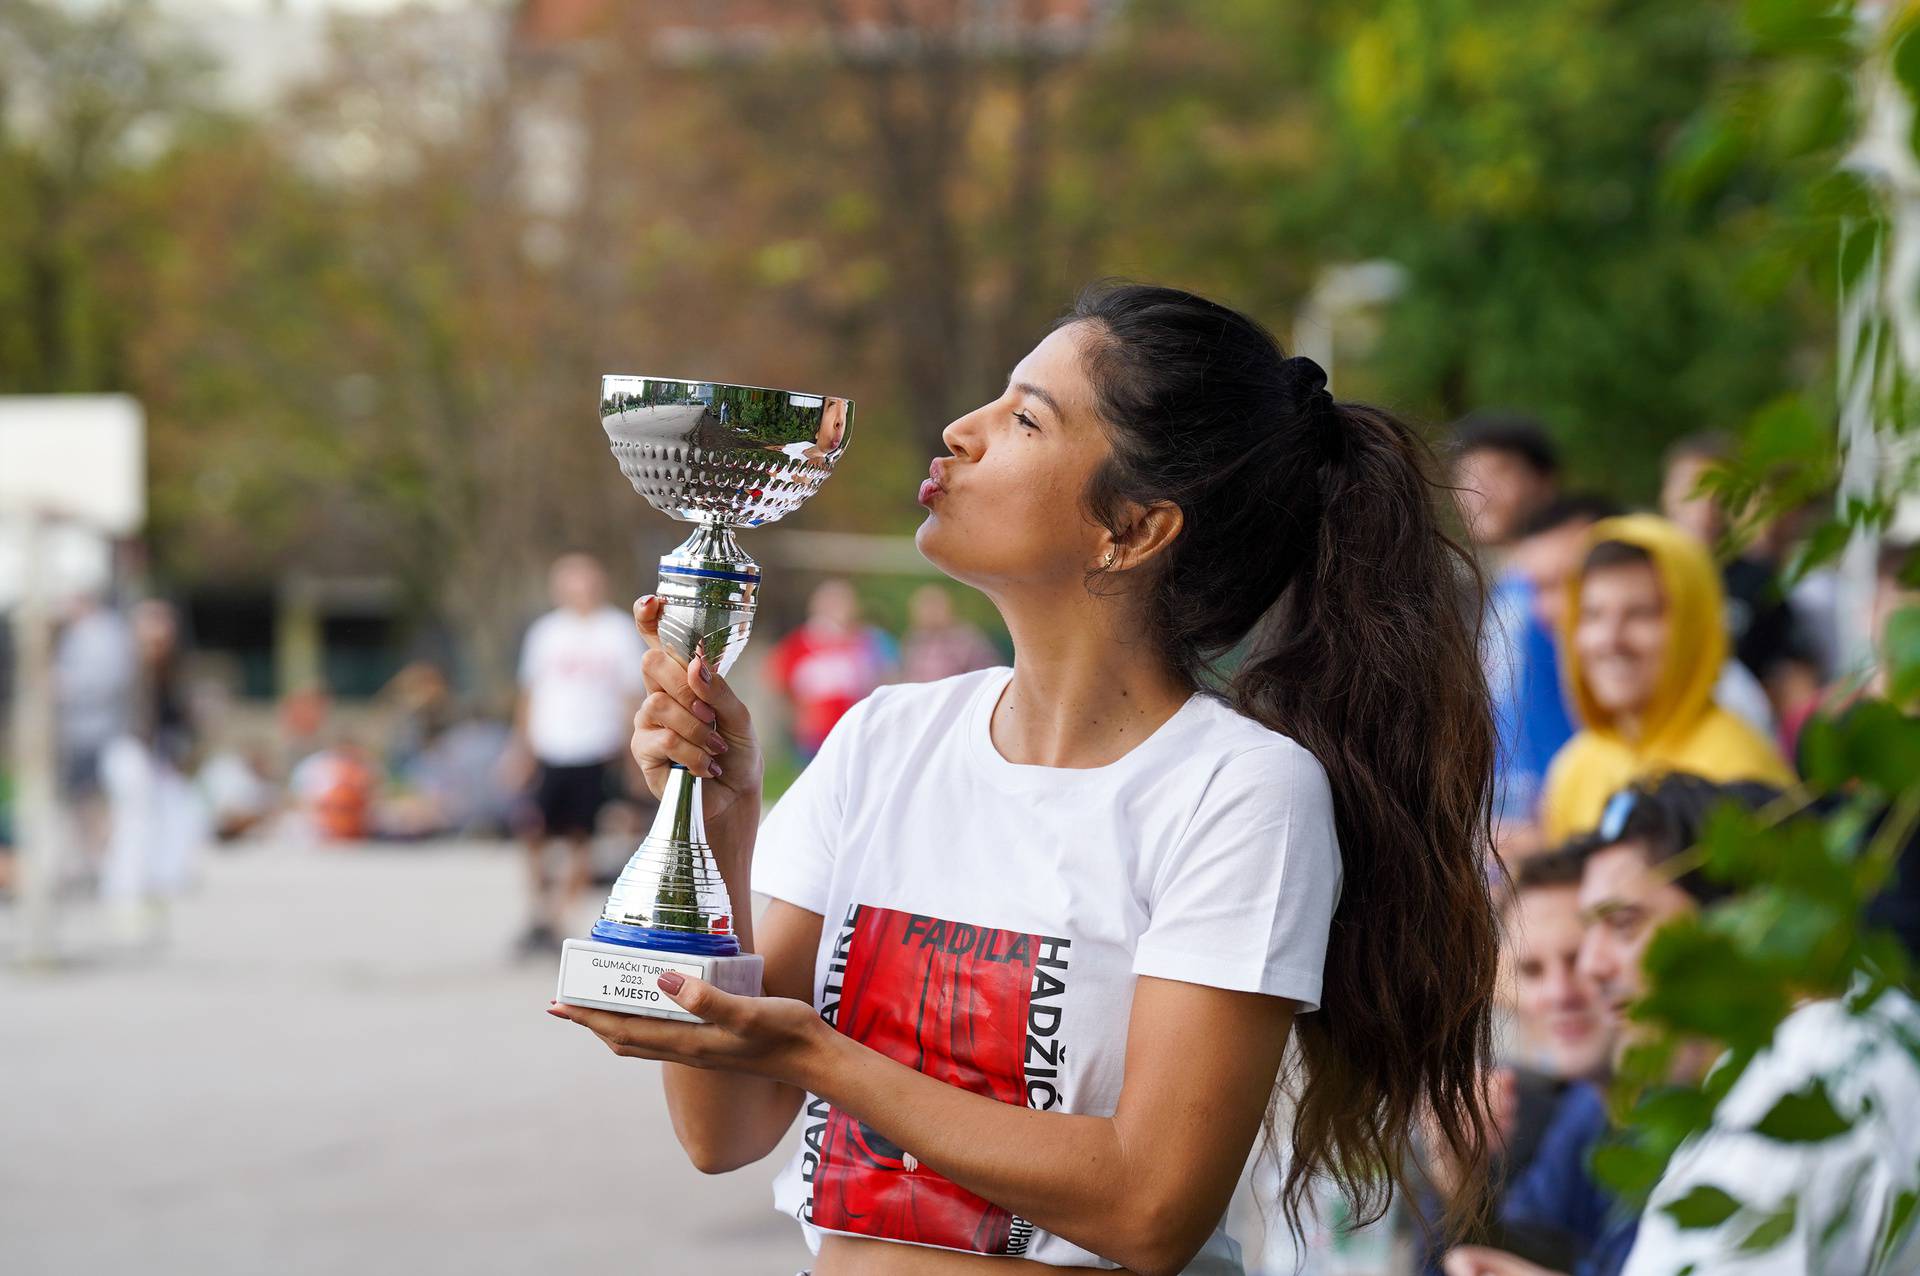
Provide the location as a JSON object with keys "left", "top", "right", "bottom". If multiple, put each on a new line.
{"left": 630, "top": 595, "right": 764, "bottom": 830}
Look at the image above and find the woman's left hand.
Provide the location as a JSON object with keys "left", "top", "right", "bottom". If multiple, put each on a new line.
{"left": 547, "top": 972, "right": 830, "bottom": 1085}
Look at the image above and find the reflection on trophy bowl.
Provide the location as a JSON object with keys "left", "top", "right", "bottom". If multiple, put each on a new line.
{"left": 599, "top": 376, "right": 853, "bottom": 528}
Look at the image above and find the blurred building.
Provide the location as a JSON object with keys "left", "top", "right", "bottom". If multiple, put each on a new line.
{"left": 514, "top": 0, "right": 1112, "bottom": 57}
{"left": 505, "top": 0, "right": 1112, "bottom": 255}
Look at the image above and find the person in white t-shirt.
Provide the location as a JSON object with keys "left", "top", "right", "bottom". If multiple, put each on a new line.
{"left": 507, "top": 553, "right": 646, "bottom": 955}
{"left": 548, "top": 283, "right": 1505, "bottom": 1274}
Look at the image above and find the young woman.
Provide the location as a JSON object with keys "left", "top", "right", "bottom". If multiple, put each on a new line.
{"left": 549, "top": 283, "right": 1500, "bottom": 1275}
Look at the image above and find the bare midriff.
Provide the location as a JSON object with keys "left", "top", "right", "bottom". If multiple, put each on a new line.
{"left": 815, "top": 1234, "right": 1142, "bottom": 1275}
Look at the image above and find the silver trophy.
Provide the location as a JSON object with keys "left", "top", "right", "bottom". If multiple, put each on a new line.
{"left": 554, "top": 376, "right": 852, "bottom": 1021}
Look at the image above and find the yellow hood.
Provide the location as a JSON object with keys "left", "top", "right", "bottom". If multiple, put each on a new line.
{"left": 1562, "top": 514, "right": 1727, "bottom": 751}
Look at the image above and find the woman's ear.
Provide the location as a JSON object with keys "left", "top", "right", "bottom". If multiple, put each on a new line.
{"left": 1114, "top": 501, "right": 1184, "bottom": 571}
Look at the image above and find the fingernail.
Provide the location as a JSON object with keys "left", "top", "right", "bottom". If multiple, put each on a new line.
{"left": 708, "top": 733, "right": 727, "bottom": 754}
{"left": 547, "top": 1005, "right": 570, "bottom": 1018}
{"left": 656, "top": 972, "right": 684, "bottom": 995}
{"left": 696, "top": 702, "right": 717, "bottom": 724}
{"left": 697, "top": 656, "right": 713, "bottom": 685}
{"left": 709, "top": 761, "right": 723, "bottom": 779}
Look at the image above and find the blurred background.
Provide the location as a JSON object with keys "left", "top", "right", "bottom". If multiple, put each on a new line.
{"left": 3, "top": 1, "right": 1916, "bottom": 1274}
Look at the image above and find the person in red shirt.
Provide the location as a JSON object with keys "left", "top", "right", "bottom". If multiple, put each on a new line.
{"left": 765, "top": 578, "right": 899, "bottom": 758}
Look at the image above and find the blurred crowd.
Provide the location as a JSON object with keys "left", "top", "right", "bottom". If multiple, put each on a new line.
{"left": 0, "top": 548, "right": 999, "bottom": 953}
{"left": 1407, "top": 419, "right": 1920, "bottom": 1276}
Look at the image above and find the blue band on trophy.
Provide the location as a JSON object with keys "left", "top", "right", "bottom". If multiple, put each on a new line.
{"left": 591, "top": 918, "right": 742, "bottom": 957}
{"left": 660, "top": 564, "right": 762, "bottom": 584}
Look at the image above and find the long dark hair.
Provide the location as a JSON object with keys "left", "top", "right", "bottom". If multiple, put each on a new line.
{"left": 1065, "top": 282, "right": 1498, "bottom": 1236}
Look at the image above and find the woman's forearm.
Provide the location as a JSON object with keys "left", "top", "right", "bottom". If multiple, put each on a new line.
{"left": 661, "top": 1064, "right": 804, "bottom": 1173}
{"left": 657, "top": 832, "right": 814, "bottom": 1176}
{"left": 800, "top": 1030, "right": 1201, "bottom": 1276}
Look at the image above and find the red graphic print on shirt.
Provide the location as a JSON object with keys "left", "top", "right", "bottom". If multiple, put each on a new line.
{"left": 804, "top": 905, "right": 1071, "bottom": 1255}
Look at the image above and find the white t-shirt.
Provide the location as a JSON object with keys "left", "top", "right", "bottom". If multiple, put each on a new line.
{"left": 753, "top": 667, "right": 1342, "bottom": 1272}
{"left": 516, "top": 607, "right": 646, "bottom": 765}
{"left": 1623, "top": 990, "right": 1920, "bottom": 1276}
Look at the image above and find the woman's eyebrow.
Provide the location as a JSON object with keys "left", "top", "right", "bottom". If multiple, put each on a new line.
{"left": 1012, "top": 380, "right": 1064, "bottom": 420}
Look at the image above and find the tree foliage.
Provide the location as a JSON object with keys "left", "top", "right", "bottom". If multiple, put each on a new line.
{"left": 0, "top": 0, "right": 1887, "bottom": 680}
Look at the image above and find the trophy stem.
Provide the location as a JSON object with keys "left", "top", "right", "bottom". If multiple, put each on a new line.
{"left": 590, "top": 763, "right": 740, "bottom": 956}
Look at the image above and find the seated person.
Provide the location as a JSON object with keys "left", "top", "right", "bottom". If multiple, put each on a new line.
{"left": 1423, "top": 847, "right": 1616, "bottom": 1275}
{"left": 1451, "top": 773, "right": 1920, "bottom": 1275}
{"left": 1540, "top": 515, "right": 1794, "bottom": 842}
{"left": 1447, "top": 774, "right": 1779, "bottom": 1276}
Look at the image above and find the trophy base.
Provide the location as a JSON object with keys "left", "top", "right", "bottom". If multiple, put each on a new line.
{"left": 555, "top": 937, "right": 764, "bottom": 1022}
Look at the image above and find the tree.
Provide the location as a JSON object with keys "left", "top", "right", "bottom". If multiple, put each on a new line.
{"left": 0, "top": 0, "right": 214, "bottom": 394}
{"left": 1056, "top": 0, "right": 1825, "bottom": 496}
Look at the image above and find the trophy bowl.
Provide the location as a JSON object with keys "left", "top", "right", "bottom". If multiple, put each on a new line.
{"left": 555, "top": 376, "right": 852, "bottom": 1021}
{"left": 599, "top": 375, "right": 850, "bottom": 529}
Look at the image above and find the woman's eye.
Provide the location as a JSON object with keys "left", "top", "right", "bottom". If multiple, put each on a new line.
{"left": 1013, "top": 410, "right": 1039, "bottom": 432}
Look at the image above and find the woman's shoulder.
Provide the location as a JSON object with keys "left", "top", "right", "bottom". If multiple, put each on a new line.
{"left": 1181, "top": 690, "right": 1320, "bottom": 758}
{"left": 1177, "top": 693, "right": 1334, "bottom": 801}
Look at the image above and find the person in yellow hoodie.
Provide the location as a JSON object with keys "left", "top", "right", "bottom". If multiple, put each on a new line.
{"left": 1540, "top": 514, "right": 1795, "bottom": 840}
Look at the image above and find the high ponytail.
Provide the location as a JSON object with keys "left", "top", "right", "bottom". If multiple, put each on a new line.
{"left": 1240, "top": 399, "right": 1499, "bottom": 1235}
{"left": 1064, "top": 282, "right": 1498, "bottom": 1239}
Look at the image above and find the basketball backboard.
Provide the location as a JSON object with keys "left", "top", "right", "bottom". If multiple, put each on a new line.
{"left": 0, "top": 394, "right": 146, "bottom": 533}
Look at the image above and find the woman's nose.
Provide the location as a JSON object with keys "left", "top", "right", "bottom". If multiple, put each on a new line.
{"left": 941, "top": 406, "right": 984, "bottom": 460}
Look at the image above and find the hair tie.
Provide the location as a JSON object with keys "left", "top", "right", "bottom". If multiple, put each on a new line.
{"left": 1281, "top": 355, "right": 1343, "bottom": 457}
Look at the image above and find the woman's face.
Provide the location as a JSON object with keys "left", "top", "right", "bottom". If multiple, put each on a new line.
{"left": 915, "top": 323, "right": 1115, "bottom": 593}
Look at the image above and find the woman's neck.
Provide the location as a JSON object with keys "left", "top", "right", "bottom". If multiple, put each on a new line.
{"left": 990, "top": 592, "right": 1193, "bottom": 769}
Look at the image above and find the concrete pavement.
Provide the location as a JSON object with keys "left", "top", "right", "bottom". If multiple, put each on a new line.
{"left": 1, "top": 838, "right": 812, "bottom": 1275}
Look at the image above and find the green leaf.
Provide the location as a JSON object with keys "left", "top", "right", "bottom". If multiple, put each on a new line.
{"left": 1738, "top": 1196, "right": 1798, "bottom": 1252}
{"left": 1837, "top": 700, "right": 1920, "bottom": 795}
{"left": 1898, "top": 25, "right": 1920, "bottom": 104}
{"left": 1638, "top": 922, "right": 1793, "bottom": 1050}
{"left": 1885, "top": 606, "right": 1920, "bottom": 706}
{"left": 1840, "top": 217, "right": 1885, "bottom": 291}
{"left": 1785, "top": 518, "right": 1854, "bottom": 584}
{"left": 1753, "top": 1078, "right": 1855, "bottom": 1142}
{"left": 1877, "top": 1188, "right": 1919, "bottom": 1269}
{"left": 1746, "top": 395, "right": 1829, "bottom": 467}
{"left": 1634, "top": 1085, "right": 1722, "bottom": 1133}
{"left": 1665, "top": 112, "right": 1746, "bottom": 206}
{"left": 1744, "top": 0, "right": 1852, "bottom": 56}
{"left": 1898, "top": 24, "right": 1920, "bottom": 156}
{"left": 1799, "top": 713, "right": 1848, "bottom": 789}
{"left": 1663, "top": 1183, "right": 1745, "bottom": 1230}
{"left": 1592, "top": 1138, "right": 1670, "bottom": 1199}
